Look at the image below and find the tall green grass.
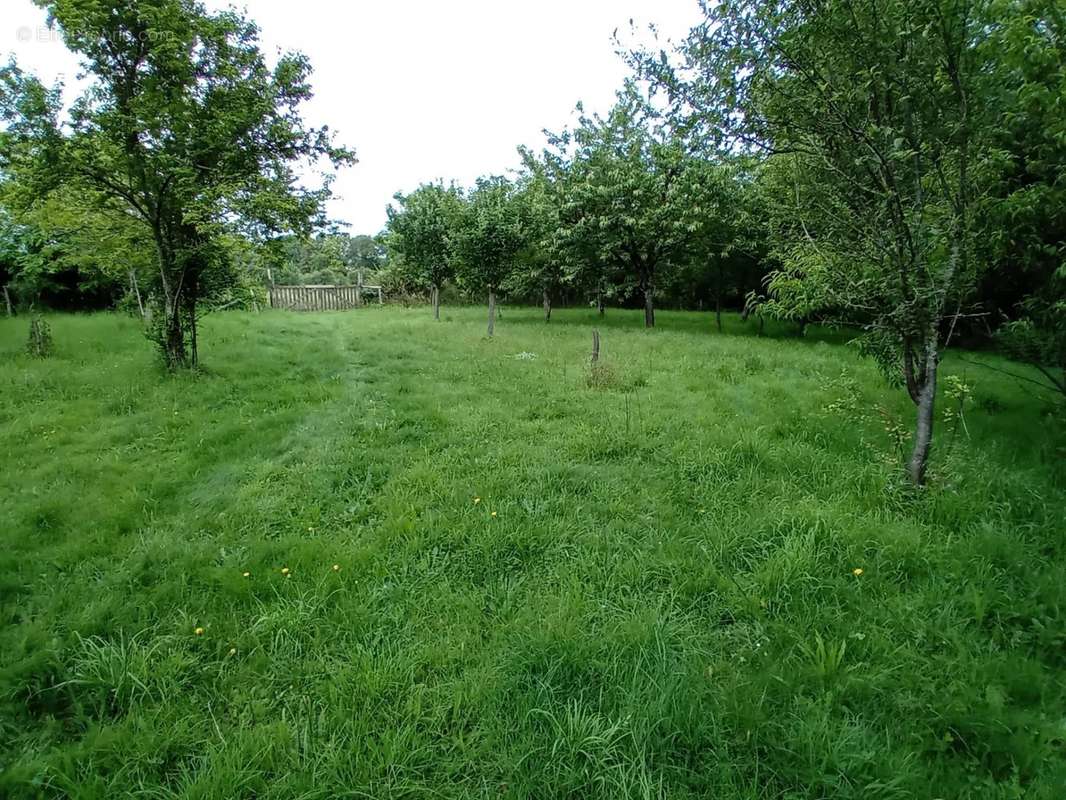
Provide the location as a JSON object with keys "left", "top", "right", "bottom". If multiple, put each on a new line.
{"left": 1, "top": 306, "right": 1063, "bottom": 798}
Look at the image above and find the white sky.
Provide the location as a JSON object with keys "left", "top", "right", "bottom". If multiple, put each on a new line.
{"left": 5, "top": 0, "right": 700, "bottom": 234}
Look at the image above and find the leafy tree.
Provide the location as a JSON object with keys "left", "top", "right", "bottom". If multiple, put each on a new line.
{"left": 0, "top": 210, "right": 22, "bottom": 314}
{"left": 676, "top": 157, "right": 768, "bottom": 330}
{"left": 385, "top": 182, "right": 462, "bottom": 319}
{"left": 271, "top": 234, "right": 352, "bottom": 285}
{"left": 449, "top": 176, "right": 523, "bottom": 337}
{"left": 0, "top": 0, "right": 352, "bottom": 368}
{"left": 995, "top": 274, "right": 1065, "bottom": 401}
{"left": 0, "top": 186, "right": 155, "bottom": 311}
{"left": 978, "top": 0, "right": 1064, "bottom": 311}
{"left": 979, "top": 0, "right": 1065, "bottom": 397}
{"left": 540, "top": 84, "right": 713, "bottom": 328}
{"left": 635, "top": 0, "right": 1005, "bottom": 483}
{"left": 345, "top": 234, "right": 385, "bottom": 276}
{"left": 507, "top": 161, "right": 567, "bottom": 322}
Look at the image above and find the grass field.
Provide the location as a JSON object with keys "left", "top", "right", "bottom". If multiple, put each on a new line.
{"left": 1, "top": 306, "right": 1064, "bottom": 798}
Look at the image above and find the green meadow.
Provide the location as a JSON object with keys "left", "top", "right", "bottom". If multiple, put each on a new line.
{"left": 1, "top": 307, "right": 1063, "bottom": 798}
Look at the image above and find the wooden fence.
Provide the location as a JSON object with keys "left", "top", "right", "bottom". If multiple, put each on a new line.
{"left": 268, "top": 284, "right": 382, "bottom": 311}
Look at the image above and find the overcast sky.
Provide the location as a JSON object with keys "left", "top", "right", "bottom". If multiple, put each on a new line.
{"left": 6, "top": 0, "right": 701, "bottom": 234}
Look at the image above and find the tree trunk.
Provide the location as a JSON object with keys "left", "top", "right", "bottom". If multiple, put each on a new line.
{"left": 597, "top": 291, "right": 605, "bottom": 317}
{"left": 543, "top": 288, "right": 551, "bottom": 322}
{"left": 591, "top": 329, "right": 600, "bottom": 362}
{"left": 163, "top": 304, "right": 187, "bottom": 370}
{"left": 715, "top": 262, "right": 723, "bottom": 332}
{"left": 432, "top": 284, "right": 440, "bottom": 320}
{"left": 487, "top": 288, "right": 496, "bottom": 337}
{"left": 643, "top": 284, "right": 655, "bottom": 328}
{"left": 3, "top": 285, "right": 12, "bottom": 316}
{"left": 907, "top": 337, "right": 940, "bottom": 485}
{"left": 130, "top": 269, "right": 145, "bottom": 319}
{"left": 188, "top": 301, "right": 198, "bottom": 368}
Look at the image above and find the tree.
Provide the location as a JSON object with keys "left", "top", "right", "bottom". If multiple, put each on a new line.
{"left": 675, "top": 157, "right": 768, "bottom": 331}
{"left": 0, "top": 185, "right": 156, "bottom": 312}
{"left": 269, "top": 234, "right": 350, "bottom": 286}
{"left": 507, "top": 161, "right": 567, "bottom": 322}
{"left": 345, "top": 234, "right": 385, "bottom": 276}
{"left": 0, "top": 0, "right": 352, "bottom": 368}
{"left": 385, "top": 182, "right": 462, "bottom": 319}
{"left": 541, "top": 84, "right": 713, "bottom": 328}
{"left": 980, "top": 0, "right": 1065, "bottom": 400}
{"left": 450, "top": 176, "right": 523, "bottom": 337}
{"left": 995, "top": 275, "right": 1066, "bottom": 402}
{"left": 635, "top": 0, "right": 1003, "bottom": 483}
{"left": 0, "top": 210, "right": 22, "bottom": 315}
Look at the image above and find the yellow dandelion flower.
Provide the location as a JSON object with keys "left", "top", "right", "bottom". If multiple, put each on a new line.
{"left": 473, "top": 496, "right": 481, "bottom": 504}
{"left": 281, "top": 567, "right": 290, "bottom": 575}
{"left": 490, "top": 511, "right": 497, "bottom": 518}
{"left": 332, "top": 564, "right": 340, "bottom": 572}
{"left": 194, "top": 627, "right": 205, "bottom": 636}
{"left": 852, "top": 568, "right": 864, "bottom": 577}
{"left": 242, "top": 571, "right": 250, "bottom": 578}
{"left": 228, "top": 647, "right": 237, "bottom": 656}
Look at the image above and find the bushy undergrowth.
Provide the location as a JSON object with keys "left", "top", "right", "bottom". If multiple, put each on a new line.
{"left": 1, "top": 307, "right": 1063, "bottom": 798}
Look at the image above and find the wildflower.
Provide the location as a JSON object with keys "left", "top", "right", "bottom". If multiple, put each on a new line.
{"left": 852, "top": 568, "right": 864, "bottom": 577}
{"left": 473, "top": 496, "right": 481, "bottom": 504}
{"left": 332, "top": 564, "right": 340, "bottom": 572}
{"left": 242, "top": 571, "right": 250, "bottom": 578}
{"left": 281, "top": 567, "right": 290, "bottom": 575}
{"left": 228, "top": 647, "right": 237, "bottom": 656}
{"left": 194, "top": 627, "right": 205, "bottom": 636}
{"left": 490, "top": 511, "right": 497, "bottom": 518}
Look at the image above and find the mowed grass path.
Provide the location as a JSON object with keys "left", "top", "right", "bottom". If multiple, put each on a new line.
{"left": 1, "top": 306, "right": 1063, "bottom": 799}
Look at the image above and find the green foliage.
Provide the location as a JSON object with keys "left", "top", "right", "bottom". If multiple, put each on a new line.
{"left": 1, "top": 307, "right": 1063, "bottom": 797}
{"left": 632, "top": 0, "right": 1021, "bottom": 482}
{"left": 994, "top": 272, "right": 1066, "bottom": 399}
{"left": 0, "top": 188, "right": 154, "bottom": 311}
{"left": 0, "top": 0, "right": 353, "bottom": 367}
{"left": 535, "top": 83, "right": 724, "bottom": 326}
{"left": 267, "top": 233, "right": 379, "bottom": 287}
{"left": 449, "top": 176, "right": 524, "bottom": 294}
{"left": 977, "top": 0, "right": 1065, "bottom": 323}
{"left": 502, "top": 165, "right": 567, "bottom": 311}
{"left": 386, "top": 182, "right": 463, "bottom": 292}
{"left": 346, "top": 234, "right": 386, "bottom": 273}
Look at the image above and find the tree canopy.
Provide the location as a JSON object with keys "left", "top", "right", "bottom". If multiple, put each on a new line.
{"left": 386, "top": 182, "right": 463, "bottom": 319}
